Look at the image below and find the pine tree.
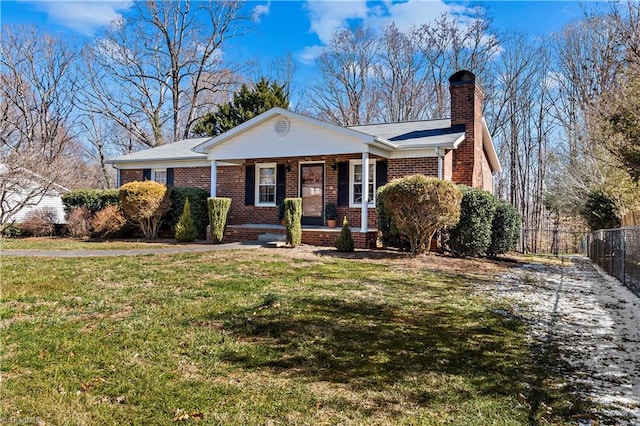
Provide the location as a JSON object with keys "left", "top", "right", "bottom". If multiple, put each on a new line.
{"left": 193, "top": 78, "right": 289, "bottom": 137}
{"left": 175, "top": 197, "right": 197, "bottom": 242}
{"left": 335, "top": 216, "right": 354, "bottom": 252}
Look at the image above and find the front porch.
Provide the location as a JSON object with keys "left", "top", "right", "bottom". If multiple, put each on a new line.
{"left": 223, "top": 224, "right": 379, "bottom": 249}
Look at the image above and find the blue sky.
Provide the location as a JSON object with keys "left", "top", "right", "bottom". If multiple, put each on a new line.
{"left": 0, "top": 0, "right": 591, "bottom": 83}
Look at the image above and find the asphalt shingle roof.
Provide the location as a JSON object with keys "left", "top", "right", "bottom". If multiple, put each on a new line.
{"left": 106, "top": 138, "right": 211, "bottom": 163}
{"left": 349, "top": 119, "right": 465, "bottom": 148}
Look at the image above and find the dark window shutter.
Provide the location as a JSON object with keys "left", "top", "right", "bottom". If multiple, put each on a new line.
{"left": 166, "top": 168, "right": 174, "bottom": 187}
{"left": 276, "top": 164, "right": 286, "bottom": 206}
{"left": 245, "top": 164, "right": 255, "bottom": 205}
{"left": 337, "top": 161, "right": 349, "bottom": 206}
{"left": 376, "top": 160, "right": 388, "bottom": 189}
{"left": 142, "top": 169, "right": 151, "bottom": 181}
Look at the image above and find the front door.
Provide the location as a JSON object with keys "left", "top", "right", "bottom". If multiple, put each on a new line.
{"left": 300, "top": 163, "right": 324, "bottom": 226}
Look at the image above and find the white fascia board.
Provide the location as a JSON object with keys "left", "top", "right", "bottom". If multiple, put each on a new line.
{"left": 482, "top": 117, "right": 502, "bottom": 173}
{"left": 389, "top": 134, "right": 465, "bottom": 152}
{"left": 113, "top": 159, "right": 211, "bottom": 169}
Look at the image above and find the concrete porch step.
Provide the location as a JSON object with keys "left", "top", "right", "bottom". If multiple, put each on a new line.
{"left": 257, "top": 233, "right": 286, "bottom": 243}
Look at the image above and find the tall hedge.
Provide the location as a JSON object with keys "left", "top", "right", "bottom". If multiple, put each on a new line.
{"left": 447, "top": 186, "right": 497, "bottom": 257}
{"left": 167, "top": 187, "right": 209, "bottom": 237}
{"left": 207, "top": 197, "right": 231, "bottom": 244}
{"left": 62, "top": 188, "right": 120, "bottom": 214}
{"left": 377, "top": 175, "right": 462, "bottom": 255}
{"left": 284, "top": 198, "right": 302, "bottom": 247}
{"left": 487, "top": 200, "right": 522, "bottom": 257}
{"left": 119, "top": 181, "right": 171, "bottom": 240}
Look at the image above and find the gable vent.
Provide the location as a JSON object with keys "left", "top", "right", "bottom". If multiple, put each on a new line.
{"left": 274, "top": 118, "right": 290, "bottom": 136}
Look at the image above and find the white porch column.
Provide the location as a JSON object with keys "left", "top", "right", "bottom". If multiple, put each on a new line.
{"left": 361, "top": 152, "right": 369, "bottom": 232}
{"left": 437, "top": 148, "right": 444, "bottom": 180}
{"left": 210, "top": 160, "right": 217, "bottom": 198}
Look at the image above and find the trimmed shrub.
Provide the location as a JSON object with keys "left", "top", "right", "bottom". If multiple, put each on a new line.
{"left": 98, "top": 189, "right": 120, "bottom": 210}
{"left": 175, "top": 197, "right": 198, "bottom": 242}
{"left": 1, "top": 222, "right": 21, "bottom": 238}
{"left": 335, "top": 216, "right": 354, "bottom": 252}
{"left": 21, "top": 208, "right": 58, "bottom": 237}
{"left": 487, "top": 200, "right": 522, "bottom": 257}
{"left": 119, "top": 181, "right": 171, "bottom": 240}
{"left": 167, "top": 187, "right": 209, "bottom": 237}
{"left": 62, "top": 188, "right": 119, "bottom": 214}
{"left": 377, "top": 175, "right": 462, "bottom": 255}
{"left": 207, "top": 197, "right": 231, "bottom": 244}
{"left": 66, "top": 207, "right": 92, "bottom": 238}
{"left": 580, "top": 189, "right": 621, "bottom": 231}
{"left": 284, "top": 198, "right": 302, "bottom": 247}
{"left": 376, "top": 186, "right": 408, "bottom": 250}
{"left": 91, "top": 205, "right": 126, "bottom": 239}
{"left": 447, "top": 186, "right": 497, "bottom": 257}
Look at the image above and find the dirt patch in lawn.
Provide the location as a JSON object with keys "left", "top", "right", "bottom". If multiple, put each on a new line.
{"left": 488, "top": 256, "right": 640, "bottom": 424}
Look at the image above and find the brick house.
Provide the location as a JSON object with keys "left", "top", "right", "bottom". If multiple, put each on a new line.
{"left": 108, "top": 70, "right": 500, "bottom": 248}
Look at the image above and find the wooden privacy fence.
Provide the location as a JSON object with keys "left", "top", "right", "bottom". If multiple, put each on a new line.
{"left": 583, "top": 227, "right": 640, "bottom": 297}
{"left": 520, "top": 228, "right": 585, "bottom": 255}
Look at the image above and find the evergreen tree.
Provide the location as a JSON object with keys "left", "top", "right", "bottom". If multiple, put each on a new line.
{"left": 335, "top": 217, "right": 355, "bottom": 252}
{"left": 193, "top": 78, "right": 289, "bottom": 137}
{"left": 175, "top": 197, "right": 198, "bottom": 242}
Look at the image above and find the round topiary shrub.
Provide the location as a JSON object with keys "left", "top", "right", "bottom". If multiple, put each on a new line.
{"left": 119, "top": 181, "right": 171, "bottom": 240}
{"left": 377, "top": 175, "right": 462, "bottom": 255}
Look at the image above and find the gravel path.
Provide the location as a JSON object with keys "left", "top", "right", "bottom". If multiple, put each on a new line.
{"left": 494, "top": 256, "right": 640, "bottom": 425}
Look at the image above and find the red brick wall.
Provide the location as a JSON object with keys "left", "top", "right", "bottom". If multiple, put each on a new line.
{"left": 120, "top": 169, "right": 143, "bottom": 185}
{"left": 118, "top": 167, "right": 211, "bottom": 190}
{"left": 450, "top": 80, "right": 484, "bottom": 188}
{"left": 224, "top": 225, "right": 377, "bottom": 249}
{"left": 388, "top": 157, "right": 438, "bottom": 180}
{"left": 217, "top": 154, "right": 382, "bottom": 229}
{"left": 174, "top": 167, "right": 210, "bottom": 190}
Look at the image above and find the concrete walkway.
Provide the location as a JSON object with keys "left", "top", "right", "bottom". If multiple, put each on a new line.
{"left": 0, "top": 241, "right": 264, "bottom": 257}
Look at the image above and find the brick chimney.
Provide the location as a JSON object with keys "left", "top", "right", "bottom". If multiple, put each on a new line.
{"left": 449, "top": 70, "right": 485, "bottom": 189}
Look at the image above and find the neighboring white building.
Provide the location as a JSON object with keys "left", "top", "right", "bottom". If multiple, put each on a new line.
{"left": 0, "top": 164, "right": 70, "bottom": 225}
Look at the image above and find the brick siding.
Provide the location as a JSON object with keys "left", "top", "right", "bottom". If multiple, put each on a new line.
{"left": 174, "top": 166, "right": 210, "bottom": 190}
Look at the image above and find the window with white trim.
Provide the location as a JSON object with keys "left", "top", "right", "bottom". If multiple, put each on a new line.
{"left": 256, "top": 163, "right": 277, "bottom": 206}
{"left": 153, "top": 169, "right": 167, "bottom": 185}
{"left": 350, "top": 160, "right": 376, "bottom": 207}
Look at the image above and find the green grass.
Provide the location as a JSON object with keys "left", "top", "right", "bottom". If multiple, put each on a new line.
{"left": 0, "top": 237, "right": 178, "bottom": 251}
{"left": 0, "top": 250, "right": 593, "bottom": 425}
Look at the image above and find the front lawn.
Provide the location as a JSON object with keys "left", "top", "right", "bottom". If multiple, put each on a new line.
{"left": 0, "top": 237, "right": 179, "bottom": 251}
{"left": 0, "top": 248, "right": 592, "bottom": 424}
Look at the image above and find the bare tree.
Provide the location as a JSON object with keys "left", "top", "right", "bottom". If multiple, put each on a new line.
{"left": 0, "top": 26, "right": 82, "bottom": 225}
{"left": 374, "top": 23, "right": 428, "bottom": 122}
{"left": 78, "top": 0, "right": 249, "bottom": 148}
{"left": 413, "top": 10, "right": 500, "bottom": 118}
{"left": 311, "top": 26, "right": 380, "bottom": 126}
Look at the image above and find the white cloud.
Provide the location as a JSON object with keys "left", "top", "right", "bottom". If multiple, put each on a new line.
{"left": 252, "top": 1, "right": 271, "bottom": 22}
{"left": 31, "top": 0, "right": 133, "bottom": 36}
{"left": 297, "top": 44, "right": 327, "bottom": 65}
{"left": 302, "top": 0, "right": 469, "bottom": 47}
{"left": 304, "top": 0, "right": 369, "bottom": 44}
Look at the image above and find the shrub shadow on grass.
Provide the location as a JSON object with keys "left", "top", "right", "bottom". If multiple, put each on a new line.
{"left": 207, "top": 293, "right": 588, "bottom": 418}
